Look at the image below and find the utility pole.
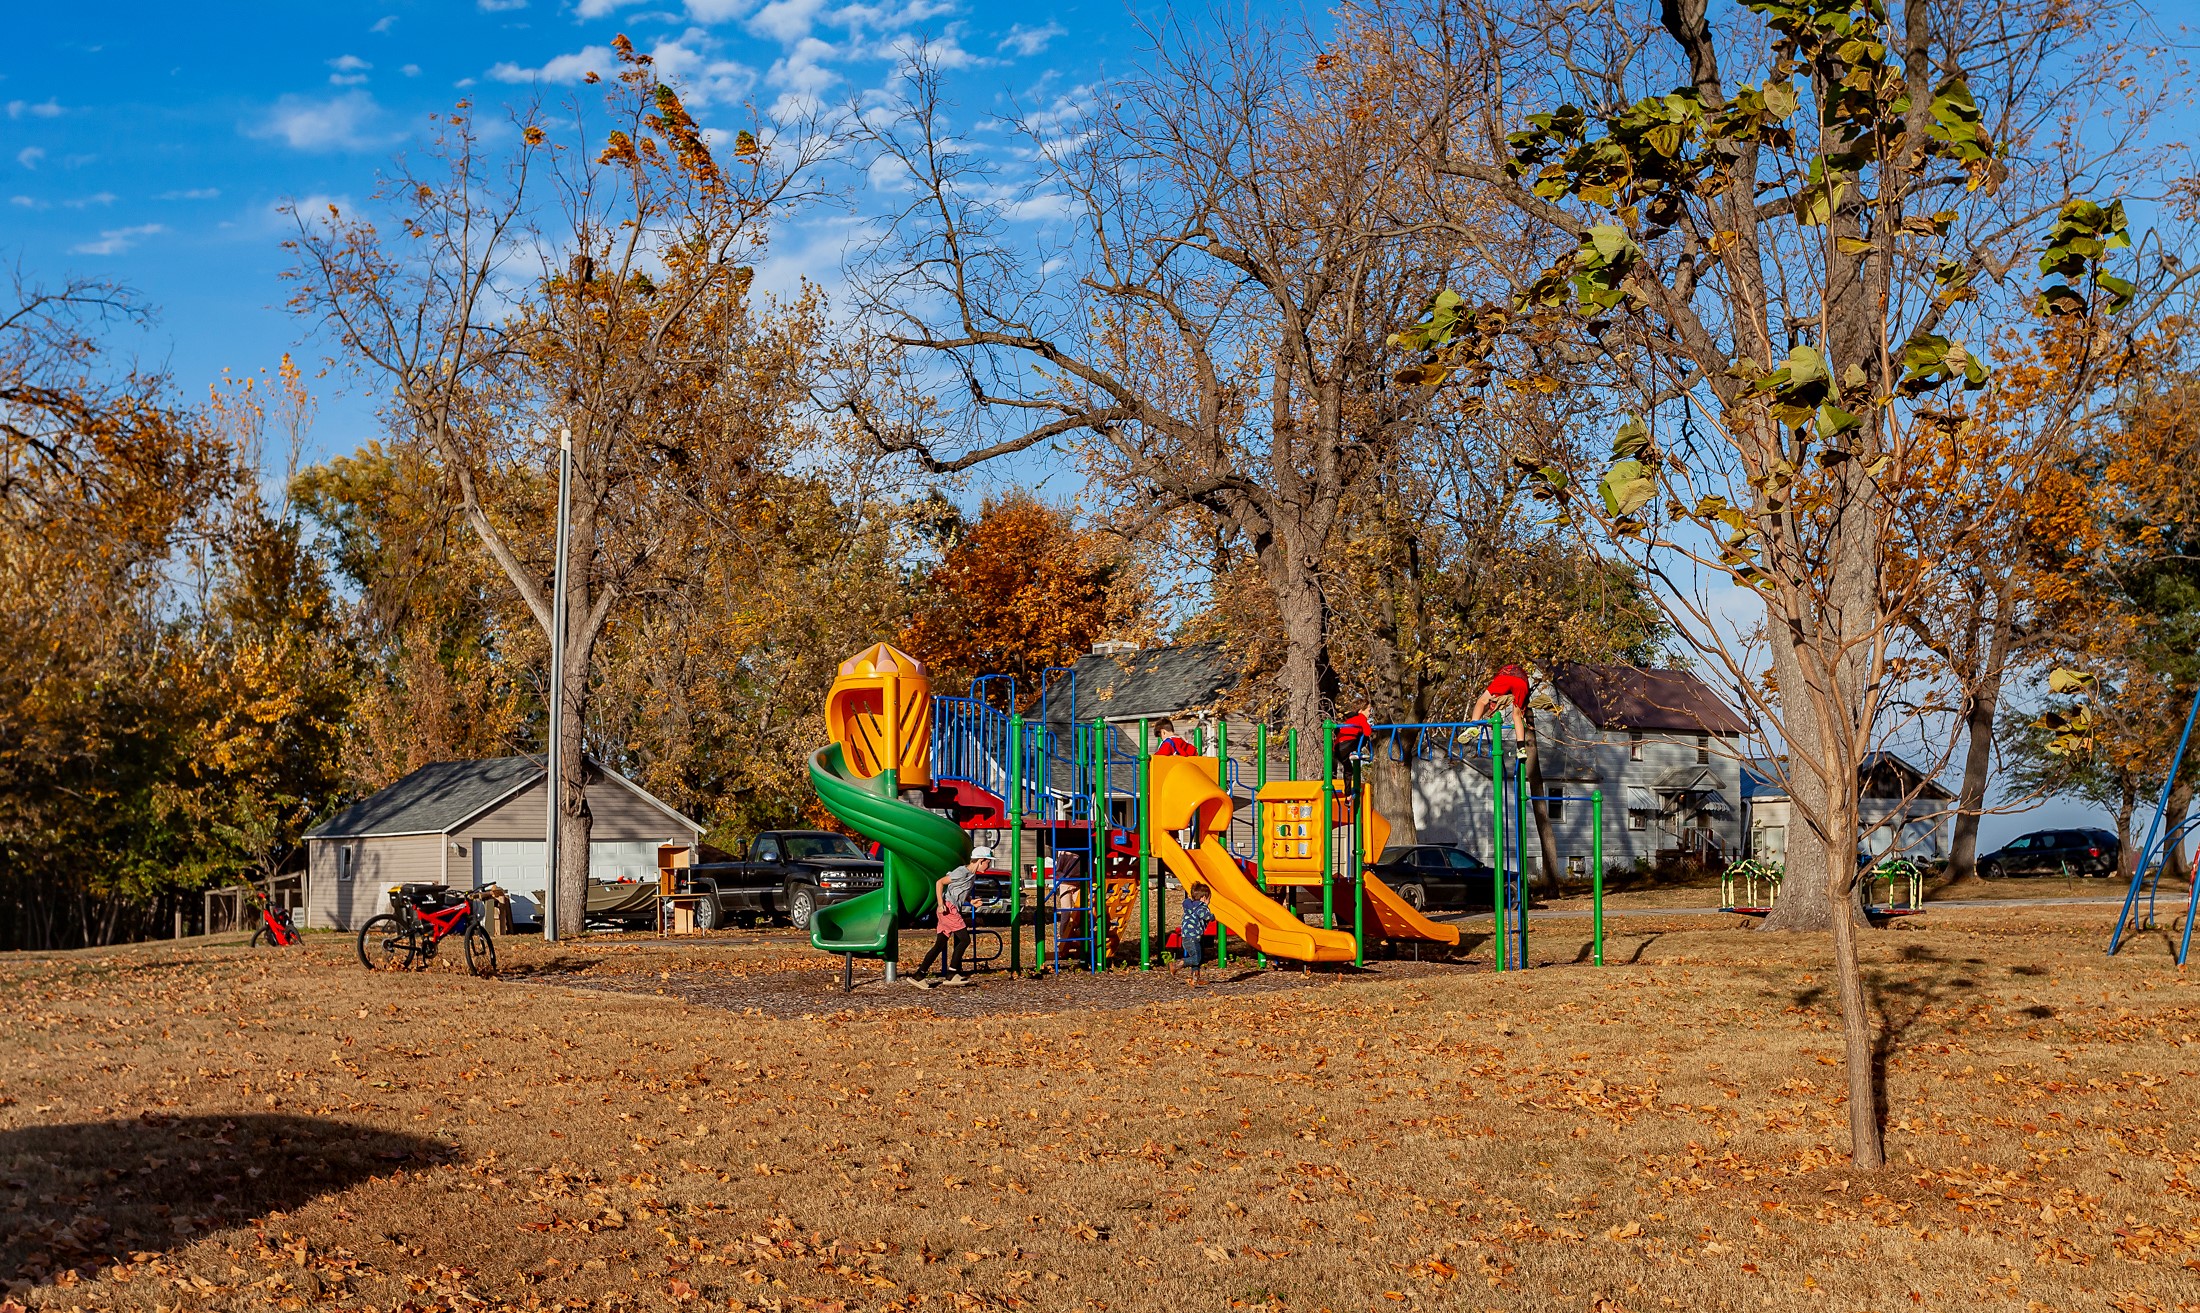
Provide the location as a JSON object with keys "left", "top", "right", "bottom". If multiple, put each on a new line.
{"left": 543, "top": 426, "right": 573, "bottom": 944}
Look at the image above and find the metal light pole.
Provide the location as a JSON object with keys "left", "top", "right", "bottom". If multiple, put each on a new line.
{"left": 543, "top": 426, "right": 573, "bottom": 944}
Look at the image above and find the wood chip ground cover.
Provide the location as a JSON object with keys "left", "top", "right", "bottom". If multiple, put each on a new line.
{"left": 1, "top": 906, "right": 2195, "bottom": 1312}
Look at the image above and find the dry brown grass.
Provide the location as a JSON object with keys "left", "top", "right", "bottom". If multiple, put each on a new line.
{"left": 3, "top": 906, "right": 2197, "bottom": 1313}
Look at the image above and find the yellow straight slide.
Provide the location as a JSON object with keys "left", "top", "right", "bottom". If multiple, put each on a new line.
{"left": 1148, "top": 757, "right": 1358, "bottom": 963}
{"left": 1354, "top": 783, "right": 1460, "bottom": 947}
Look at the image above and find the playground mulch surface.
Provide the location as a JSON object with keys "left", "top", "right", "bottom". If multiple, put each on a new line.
{"left": 5, "top": 903, "right": 2198, "bottom": 1313}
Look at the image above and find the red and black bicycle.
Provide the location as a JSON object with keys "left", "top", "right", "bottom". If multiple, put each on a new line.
{"left": 250, "top": 902, "right": 301, "bottom": 947}
{"left": 356, "top": 883, "right": 497, "bottom": 976}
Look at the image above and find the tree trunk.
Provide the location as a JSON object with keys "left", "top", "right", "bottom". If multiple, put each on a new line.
{"left": 1829, "top": 833, "right": 1886, "bottom": 1169}
{"left": 1523, "top": 710, "right": 1562, "bottom": 891}
{"left": 1944, "top": 623, "right": 2010, "bottom": 881}
{"left": 2115, "top": 784, "right": 2138, "bottom": 881}
{"left": 1264, "top": 542, "right": 1337, "bottom": 753}
{"left": 550, "top": 497, "right": 604, "bottom": 941}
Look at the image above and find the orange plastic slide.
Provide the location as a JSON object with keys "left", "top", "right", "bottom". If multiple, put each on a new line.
{"left": 1148, "top": 757, "right": 1359, "bottom": 963}
{"left": 1353, "top": 783, "right": 1460, "bottom": 948}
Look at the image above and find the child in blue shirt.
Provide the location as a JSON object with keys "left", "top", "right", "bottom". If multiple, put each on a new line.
{"left": 1171, "top": 881, "right": 1213, "bottom": 986}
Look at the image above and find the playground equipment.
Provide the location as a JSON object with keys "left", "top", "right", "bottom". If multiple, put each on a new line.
{"left": 806, "top": 645, "right": 970, "bottom": 979}
{"left": 2108, "top": 682, "right": 2200, "bottom": 962}
{"left": 1364, "top": 719, "right": 1606, "bottom": 970}
{"left": 804, "top": 641, "right": 1604, "bottom": 977}
{"left": 1720, "top": 857, "right": 1783, "bottom": 914}
{"left": 1151, "top": 754, "right": 1358, "bottom": 961}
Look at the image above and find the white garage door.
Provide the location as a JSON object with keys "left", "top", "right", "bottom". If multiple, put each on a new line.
{"left": 589, "top": 840, "right": 662, "bottom": 883}
{"left": 476, "top": 839, "right": 546, "bottom": 921}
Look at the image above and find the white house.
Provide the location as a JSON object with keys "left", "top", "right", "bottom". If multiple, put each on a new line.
{"left": 1742, "top": 752, "right": 1954, "bottom": 865}
{"left": 1407, "top": 662, "right": 1751, "bottom": 876}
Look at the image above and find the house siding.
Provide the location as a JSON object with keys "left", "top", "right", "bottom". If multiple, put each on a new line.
{"left": 1408, "top": 715, "right": 1746, "bottom": 875}
{"left": 305, "top": 834, "right": 444, "bottom": 931}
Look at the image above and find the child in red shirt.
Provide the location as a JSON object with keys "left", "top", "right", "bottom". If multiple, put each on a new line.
{"left": 1152, "top": 717, "right": 1198, "bottom": 756}
{"left": 1471, "top": 664, "right": 1531, "bottom": 732}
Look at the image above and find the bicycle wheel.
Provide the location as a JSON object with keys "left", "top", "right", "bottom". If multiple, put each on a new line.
{"left": 357, "top": 914, "right": 420, "bottom": 971}
{"left": 250, "top": 922, "right": 271, "bottom": 948}
{"left": 463, "top": 923, "right": 498, "bottom": 977}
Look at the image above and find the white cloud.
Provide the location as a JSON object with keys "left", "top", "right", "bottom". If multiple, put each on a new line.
{"left": 6, "top": 98, "right": 63, "bottom": 120}
{"left": 9, "top": 196, "right": 44, "bottom": 209}
{"left": 747, "top": 0, "right": 827, "bottom": 43}
{"left": 648, "top": 31, "right": 758, "bottom": 104}
{"left": 15, "top": 146, "right": 42, "bottom": 169}
{"left": 764, "top": 35, "right": 840, "bottom": 113}
{"left": 329, "top": 54, "right": 372, "bottom": 71}
{"left": 578, "top": 0, "right": 648, "bottom": 15}
{"left": 370, "top": 14, "right": 398, "bottom": 32}
{"left": 1002, "top": 191, "right": 1072, "bottom": 222}
{"left": 684, "top": 0, "right": 755, "bottom": 21}
{"left": 401, "top": 63, "right": 421, "bottom": 77}
{"left": 883, "top": 30, "right": 985, "bottom": 70}
{"left": 246, "top": 91, "right": 387, "bottom": 151}
{"left": 998, "top": 21, "right": 1064, "bottom": 56}
{"left": 62, "top": 191, "right": 116, "bottom": 208}
{"left": 156, "top": 187, "right": 220, "bottom": 200}
{"left": 489, "top": 45, "right": 615, "bottom": 84}
{"left": 479, "top": 0, "right": 528, "bottom": 10}
{"left": 72, "top": 223, "right": 164, "bottom": 256}
{"left": 330, "top": 73, "right": 370, "bottom": 86}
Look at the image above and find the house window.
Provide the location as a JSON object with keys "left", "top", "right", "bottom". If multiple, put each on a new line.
{"left": 1545, "top": 798, "right": 1565, "bottom": 820}
{"left": 1628, "top": 811, "right": 1646, "bottom": 832}
{"left": 337, "top": 846, "right": 354, "bottom": 882}
{"left": 1628, "top": 731, "right": 1643, "bottom": 761}
{"left": 1697, "top": 735, "right": 1710, "bottom": 764}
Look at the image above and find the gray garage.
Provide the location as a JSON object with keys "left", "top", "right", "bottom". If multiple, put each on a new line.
{"left": 302, "top": 756, "right": 701, "bottom": 930}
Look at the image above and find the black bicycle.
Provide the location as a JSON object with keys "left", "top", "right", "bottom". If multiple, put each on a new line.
{"left": 356, "top": 884, "right": 497, "bottom": 977}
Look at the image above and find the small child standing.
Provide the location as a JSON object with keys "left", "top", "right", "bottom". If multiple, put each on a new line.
{"left": 1172, "top": 881, "right": 1214, "bottom": 986}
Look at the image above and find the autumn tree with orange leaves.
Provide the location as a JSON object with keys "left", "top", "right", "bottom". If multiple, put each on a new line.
{"left": 902, "top": 492, "right": 1151, "bottom": 704}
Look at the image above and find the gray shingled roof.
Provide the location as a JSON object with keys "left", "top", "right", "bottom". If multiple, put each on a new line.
{"left": 1549, "top": 662, "right": 1747, "bottom": 735}
{"left": 1039, "top": 642, "right": 1237, "bottom": 725}
{"left": 306, "top": 757, "right": 543, "bottom": 838}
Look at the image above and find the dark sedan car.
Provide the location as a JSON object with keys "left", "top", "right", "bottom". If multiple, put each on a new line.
{"left": 1367, "top": 843, "right": 1496, "bottom": 910}
{"left": 1977, "top": 828, "right": 2120, "bottom": 879}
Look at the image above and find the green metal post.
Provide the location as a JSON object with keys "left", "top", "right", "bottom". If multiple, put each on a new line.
{"left": 1009, "top": 715, "right": 1025, "bottom": 976}
{"left": 1288, "top": 728, "right": 1299, "bottom": 781}
{"left": 1139, "top": 718, "right": 1152, "bottom": 970}
{"left": 1350, "top": 758, "right": 1364, "bottom": 968}
{"left": 1321, "top": 723, "right": 1336, "bottom": 931}
{"left": 1092, "top": 717, "right": 1107, "bottom": 972}
{"left": 1591, "top": 789, "right": 1605, "bottom": 967}
{"left": 1254, "top": 722, "right": 1269, "bottom": 968}
{"left": 1489, "top": 715, "right": 1505, "bottom": 973}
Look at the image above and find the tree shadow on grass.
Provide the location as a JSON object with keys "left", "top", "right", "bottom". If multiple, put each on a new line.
{"left": 0, "top": 1113, "right": 453, "bottom": 1292}
{"left": 1864, "top": 944, "right": 1976, "bottom": 1138}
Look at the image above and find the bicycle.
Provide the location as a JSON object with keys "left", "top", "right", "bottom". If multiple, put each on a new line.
{"left": 356, "top": 883, "right": 497, "bottom": 977}
{"left": 249, "top": 901, "right": 301, "bottom": 947}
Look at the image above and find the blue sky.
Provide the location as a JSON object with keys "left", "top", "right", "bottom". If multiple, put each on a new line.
{"left": 0, "top": 2, "right": 2151, "bottom": 848}
{"left": 0, "top": 0, "right": 1131, "bottom": 462}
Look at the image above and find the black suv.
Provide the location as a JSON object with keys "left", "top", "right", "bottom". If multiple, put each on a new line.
{"left": 1367, "top": 844, "right": 1496, "bottom": 909}
{"left": 1977, "top": 828, "right": 2120, "bottom": 879}
{"left": 682, "top": 830, "right": 885, "bottom": 929}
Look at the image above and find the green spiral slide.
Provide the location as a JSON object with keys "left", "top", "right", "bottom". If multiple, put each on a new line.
{"left": 806, "top": 743, "right": 970, "bottom": 956}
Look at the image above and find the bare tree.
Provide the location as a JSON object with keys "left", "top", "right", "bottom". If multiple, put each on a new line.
{"left": 288, "top": 42, "right": 829, "bottom": 933}
{"left": 836, "top": 30, "right": 1503, "bottom": 743}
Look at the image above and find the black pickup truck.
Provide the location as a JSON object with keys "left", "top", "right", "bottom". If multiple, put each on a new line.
{"left": 682, "top": 830, "right": 884, "bottom": 931}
